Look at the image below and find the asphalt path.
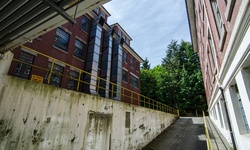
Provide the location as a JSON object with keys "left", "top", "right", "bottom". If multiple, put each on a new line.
{"left": 143, "top": 117, "right": 207, "bottom": 150}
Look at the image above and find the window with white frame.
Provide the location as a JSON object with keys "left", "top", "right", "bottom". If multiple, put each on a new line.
{"left": 130, "top": 74, "right": 138, "bottom": 88}
{"left": 229, "top": 84, "right": 250, "bottom": 134}
{"left": 211, "top": 0, "right": 223, "bottom": 38}
{"left": 208, "top": 30, "right": 217, "bottom": 75}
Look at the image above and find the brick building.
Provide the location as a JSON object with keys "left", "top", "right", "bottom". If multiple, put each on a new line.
{"left": 8, "top": 6, "right": 143, "bottom": 104}
{"left": 186, "top": 0, "right": 250, "bottom": 149}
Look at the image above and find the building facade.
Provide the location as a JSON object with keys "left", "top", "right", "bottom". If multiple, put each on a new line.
{"left": 8, "top": 6, "right": 143, "bottom": 104}
{"left": 186, "top": 0, "right": 250, "bottom": 149}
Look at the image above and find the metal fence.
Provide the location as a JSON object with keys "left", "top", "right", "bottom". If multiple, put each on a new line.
{"left": 11, "top": 45, "right": 178, "bottom": 115}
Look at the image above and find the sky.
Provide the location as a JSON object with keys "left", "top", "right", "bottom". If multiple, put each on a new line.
{"left": 104, "top": 0, "right": 191, "bottom": 67}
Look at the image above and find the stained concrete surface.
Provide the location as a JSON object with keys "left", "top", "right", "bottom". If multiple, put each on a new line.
{"left": 143, "top": 117, "right": 207, "bottom": 150}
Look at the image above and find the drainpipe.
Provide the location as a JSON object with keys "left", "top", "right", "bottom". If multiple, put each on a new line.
{"left": 219, "top": 87, "right": 237, "bottom": 150}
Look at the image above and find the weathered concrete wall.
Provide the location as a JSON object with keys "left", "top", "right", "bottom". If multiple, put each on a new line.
{"left": 0, "top": 76, "right": 177, "bottom": 150}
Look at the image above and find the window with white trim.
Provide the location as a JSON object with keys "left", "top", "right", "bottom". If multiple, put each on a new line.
{"left": 211, "top": 0, "right": 223, "bottom": 38}
{"left": 130, "top": 74, "right": 138, "bottom": 88}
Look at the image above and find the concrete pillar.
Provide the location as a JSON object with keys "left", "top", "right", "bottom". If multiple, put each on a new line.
{"left": 235, "top": 68, "right": 250, "bottom": 129}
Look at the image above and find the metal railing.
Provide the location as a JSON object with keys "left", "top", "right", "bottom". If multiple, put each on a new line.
{"left": 203, "top": 111, "right": 213, "bottom": 150}
{"left": 11, "top": 45, "right": 178, "bottom": 115}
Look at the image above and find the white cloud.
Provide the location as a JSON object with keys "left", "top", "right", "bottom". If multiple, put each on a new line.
{"left": 104, "top": 0, "right": 191, "bottom": 67}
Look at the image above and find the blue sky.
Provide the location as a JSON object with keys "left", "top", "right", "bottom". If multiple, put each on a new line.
{"left": 104, "top": 0, "right": 191, "bottom": 67}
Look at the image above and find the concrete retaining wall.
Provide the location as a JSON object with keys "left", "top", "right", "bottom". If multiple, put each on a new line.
{"left": 0, "top": 75, "right": 177, "bottom": 150}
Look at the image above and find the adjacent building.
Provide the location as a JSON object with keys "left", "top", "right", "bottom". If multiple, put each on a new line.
{"left": 8, "top": 6, "right": 143, "bottom": 104}
{"left": 186, "top": 0, "right": 250, "bottom": 149}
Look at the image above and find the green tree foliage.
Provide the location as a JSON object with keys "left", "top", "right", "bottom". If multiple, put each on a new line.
{"left": 140, "top": 40, "right": 207, "bottom": 115}
{"left": 141, "top": 57, "right": 151, "bottom": 70}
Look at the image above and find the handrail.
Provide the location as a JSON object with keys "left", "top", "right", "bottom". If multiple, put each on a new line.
{"left": 203, "top": 111, "right": 213, "bottom": 150}
{"left": 11, "top": 45, "right": 178, "bottom": 115}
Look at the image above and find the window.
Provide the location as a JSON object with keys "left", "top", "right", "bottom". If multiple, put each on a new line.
{"left": 117, "top": 30, "right": 121, "bottom": 37}
{"left": 68, "top": 70, "right": 79, "bottom": 90}
{"left": 122, "top": 70, "right": 128, "bottom": 82}
{"left": 211, "top": 0, "right": 223, "bottom": 38}
{"left": 124, "top": 51, "right": 127, "bottom": 62}
{"left": 53, "top": 28, "right": 70, "bottom": 51}
{"left": 15, "top": 52, "right": 34, "bottom": 79}
{"left": 130, "top": 74, "right": 138, "bottom": 88}
{"left": 74, "top": 39, "right": 85, "bottom": 59}
{"left": 45, "top": 63, "right": 64, "bottom": 87}
{"left": 229, "top": 84, "right": 250, "bottom": 134}
{"left": 136, "top": 62, "right": 139, "bottom": 71}
{"left": 208, "top": 31, "right": 217, "bottom": 75}
{"left": 94, "top": 7, "right": 99, "bottom": 14}
{"left": 100, "top": 12, "right": 105, "bottom": 19}
{"left": 81, "top": 17, "right": 89, "bottom": 32}
{"left": 125, "top": 112, "right": 130, "bottom": 128}
{"left": 125, "top": 38, "right": 129, "bottom": 45}
{"left": 130, "top": 57, "right": 134, "bottom": 68}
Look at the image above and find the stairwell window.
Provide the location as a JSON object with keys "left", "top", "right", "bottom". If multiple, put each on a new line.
{"left": 81, "top": 17, "right": 89, "bottom": 32}
{"left": 53, "top": 28, "right": 70, "bottom": 51}
{"left": 74, "top": 39, "right": 85, "bottom": 59}
{"left": 68, "top": 70, "right": 79, "bottom": 90}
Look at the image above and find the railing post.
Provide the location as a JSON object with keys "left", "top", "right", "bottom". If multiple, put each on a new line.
{"left": 47, "top": 60, "right": 54, "bottom": 84}
{"left": 111, "top": 84, "right": 114, "bottom": 98}
{"left": 144, "top": 96, "right": 145, "bottom": 107}
{"left": 130, "top": 92, "right": 133, "bottom": 104}
{"left": 77, "top": 71, "right": 82, "bottom": 91}
{"left": 138, "top": 94, "right": 140, "bottom": 105}
{"left": 97, "top": 78, "right": 100, "bottom": 94}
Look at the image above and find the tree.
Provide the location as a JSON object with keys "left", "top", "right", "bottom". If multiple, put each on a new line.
{"left": 140, "top": 40, "right": 207, "bottom": 115}
{"left": 141, "top": 57, "right": 150, "bottom": 70}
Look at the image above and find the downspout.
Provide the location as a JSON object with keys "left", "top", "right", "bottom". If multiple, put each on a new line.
{"left": 219, "top": 87, "right": 237, "bottom": 150}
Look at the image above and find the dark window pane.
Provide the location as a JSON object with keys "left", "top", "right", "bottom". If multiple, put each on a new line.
{"left": 130, "top": 57, "right": 134, "bottom": 68}
{"left": 122, "top": 70, "right": 128, "bottom": 82}
{"left": 68, "top": 70, "right": 79, "bottom": 90}
{"left": 130, "top": 75, "right": 138, "bottom": 88}
{"left": 74, "top": 39, "right": 85, "bottom": 59}
{"left": 136, "top": 62, "right": 139, "bottom": 71}
{"left": 44, "top": 63, "right": 64, "bottom": 87}
{"left": 81, "top": 17, "right": 89, "bottom": 32}
{"left": 15, "top": 52, "right": 34, "bottom": 79}
{"left": 53, "top": 28, "right": 70, "bottom": 51}
{"left": 124, "top": 52, "right": 127, "bottom": 62}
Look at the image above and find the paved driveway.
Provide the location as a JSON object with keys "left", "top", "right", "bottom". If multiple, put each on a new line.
{"left": 143, "top": 117, "right": 207, "bottom": 150}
